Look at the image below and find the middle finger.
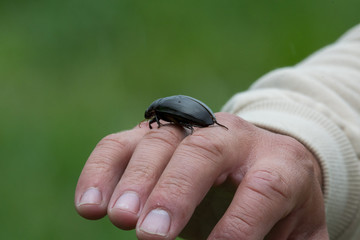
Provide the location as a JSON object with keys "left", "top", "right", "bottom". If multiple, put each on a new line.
{"left": 107, "top": 125, "right": 186, "bottom": 229}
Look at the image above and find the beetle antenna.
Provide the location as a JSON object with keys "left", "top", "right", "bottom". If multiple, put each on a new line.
{"left": 215, "top": 121, "right": 228, "bottom": 130}
{"left": 138, "top": 119, "right": 147, "bottom": 128}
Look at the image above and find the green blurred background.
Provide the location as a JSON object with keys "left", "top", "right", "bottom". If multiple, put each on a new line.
{"left": 1, "top": 0, "right": 359, "bottom": 239}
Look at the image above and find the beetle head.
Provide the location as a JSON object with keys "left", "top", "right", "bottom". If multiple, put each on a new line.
{"left": 144, "top": 109, "right": 155, "bottom": 119}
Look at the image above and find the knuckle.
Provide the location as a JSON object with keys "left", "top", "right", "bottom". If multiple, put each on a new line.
{"left": 85, "top": 133, "right": 134, "bottom": 177}
{"left": 212, "top": 201, "right": 269, "bottom": 239}
{"left": 211, "top": 216, "right": 252, "bottom": 240}
{"left": 96, "top": 133, "right": 129, "bottom": 155}
{"left": 156, "top": 170, "right": 194, "bottom": 201}
{"left": 181, "top": 134, "right": 224, "bottom": 165}
{"left": 90, "top": 134, "right": 129, "bottom": 164}
{"left": 229, "top": 201, "right": 261, "bottom": 229}
{"left": 227, "top": 212, "right": 254, "bottom": 235}
{"left": 123, "top": 160, "right": 158, "bottom": 185}
{"left": 273, "top": 135, "right": 318, "bottom": 182}
{"left": 85, "top": 156, "right": 114, "bottom": 174}
{"left": 211, "top": 230, "right": 239, "bottom": 240}
{"left": 216, "top": 112, "right": 255, "bottom": 133}
{"left": 279, "top": 136, "right": 309, "bottom": 160}
{"left": 143, "top": 127, "right": 183, "bottom": 150}
{"left": 244, "top": 169, "right": 291, "bottom": 201}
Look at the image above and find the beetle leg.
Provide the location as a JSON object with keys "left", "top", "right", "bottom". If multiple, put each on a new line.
{"left": 181, "top": 123, "right": 194, "bottom": 134}
{"left": 155, "top": 115, "right": 161, "bottom": 128}
{"left": 188, "top": 126, "right": 194, "bottom": 134}
{"left": 148, "top": 117, "right": 157, "bottom": 129}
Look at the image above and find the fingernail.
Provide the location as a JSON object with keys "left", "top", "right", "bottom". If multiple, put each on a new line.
{"left": 113, "top": 191, "right": 140, "bottom": 214}
{"left": 139, "top": 209, "right": 171, "bottom": 236}
{"left": 78, "top": 187, "right": 102, "bottom": 206}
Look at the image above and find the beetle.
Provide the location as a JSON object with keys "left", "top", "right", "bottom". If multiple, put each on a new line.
{"left": 143, "top": 95, "right": 228, "bottom": 133}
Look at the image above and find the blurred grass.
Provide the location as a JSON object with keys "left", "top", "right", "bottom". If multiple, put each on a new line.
{"left": 0, "top": 0, "right": 359, "bottom": 239}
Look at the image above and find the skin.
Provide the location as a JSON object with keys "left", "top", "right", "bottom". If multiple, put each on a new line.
{"left": 75, "top": 112, "right": 329, "bottom": 240}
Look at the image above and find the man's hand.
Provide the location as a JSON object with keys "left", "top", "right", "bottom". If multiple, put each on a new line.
{"left": 75, "top": 112, "right": 328, "bottom": 239}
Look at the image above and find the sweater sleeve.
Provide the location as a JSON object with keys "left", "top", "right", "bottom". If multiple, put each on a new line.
{"left": 222, "top": 24, "right": 360, "bottom": 240}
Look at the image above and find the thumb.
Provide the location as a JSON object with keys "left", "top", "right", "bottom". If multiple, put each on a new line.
{"left": 208, "top": 167, "right": 295, "bottom": 240}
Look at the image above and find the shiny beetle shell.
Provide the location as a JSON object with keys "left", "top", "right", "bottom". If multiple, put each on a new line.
{"left": 144, "top": 95, "right": 228, "bottom": 133}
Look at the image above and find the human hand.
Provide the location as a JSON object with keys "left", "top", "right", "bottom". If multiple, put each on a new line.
{"left": 75, "top": 112, "right": 328, "bottom": 239}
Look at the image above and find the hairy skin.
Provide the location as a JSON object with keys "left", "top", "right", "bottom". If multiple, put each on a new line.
{"left": 75, "top": 112, "right": 328, "bottom": 240}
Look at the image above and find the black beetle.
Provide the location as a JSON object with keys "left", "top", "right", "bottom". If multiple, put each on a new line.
{"left": 144, "top": 95, "right": 228, "bottom": 133}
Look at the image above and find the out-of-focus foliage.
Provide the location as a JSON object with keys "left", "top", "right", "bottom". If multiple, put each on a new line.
{"left": 0, "top": 0, "right": 359, "bottom": 239}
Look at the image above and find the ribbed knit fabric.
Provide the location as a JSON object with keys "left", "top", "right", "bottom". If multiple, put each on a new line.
{"left": 222, "top": 24, "right": 360, "bottom": 239}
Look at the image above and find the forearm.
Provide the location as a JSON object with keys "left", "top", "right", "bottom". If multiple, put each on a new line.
{"left": 222, "top": 24, "right": 360, "bottom": 239}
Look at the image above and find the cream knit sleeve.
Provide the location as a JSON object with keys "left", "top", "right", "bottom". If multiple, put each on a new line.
{"left": 222, "top": 24, "right": 360, "bottom": 240}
